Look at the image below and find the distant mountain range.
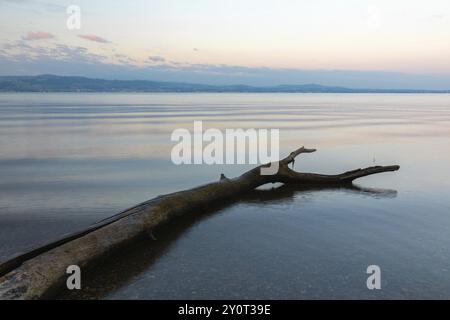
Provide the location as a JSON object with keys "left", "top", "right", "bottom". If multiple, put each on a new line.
{"left": 0, "top": 75, "right": 448, "bottom": 93}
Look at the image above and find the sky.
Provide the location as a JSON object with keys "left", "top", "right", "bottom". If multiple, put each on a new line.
{"left": 1, "top": 0, "right": 450, "bottom": 89}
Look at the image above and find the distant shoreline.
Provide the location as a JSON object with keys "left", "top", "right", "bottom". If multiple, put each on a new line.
{"left": 1, "top": 75, "right": 449, "bottom": 94}
{"left": 0, "top": 90, "right": 450, "bottom": 95}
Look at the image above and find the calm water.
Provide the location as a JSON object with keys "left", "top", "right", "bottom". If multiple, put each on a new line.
{"left": 1, "top": 93, "right": 450, "bottom": 299}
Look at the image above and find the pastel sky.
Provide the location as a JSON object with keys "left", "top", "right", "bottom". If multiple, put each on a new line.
{"left": 1, "top": 0, "right": 450, "bottom": 89}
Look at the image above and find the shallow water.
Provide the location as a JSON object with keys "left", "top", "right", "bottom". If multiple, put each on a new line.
{"left": 1, "top": 93, "right": 450, "bottom": 299}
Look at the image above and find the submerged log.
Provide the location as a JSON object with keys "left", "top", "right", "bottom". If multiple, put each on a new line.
{"left": 0, "top": 146, "right": 399, "bottom": 299}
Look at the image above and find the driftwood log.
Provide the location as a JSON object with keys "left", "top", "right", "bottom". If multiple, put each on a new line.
{"left": 0, "top": 147, "right": 399, "bottom": 299}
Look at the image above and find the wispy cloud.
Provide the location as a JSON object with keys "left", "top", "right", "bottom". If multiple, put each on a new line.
{"left": 78, "top": 34, "right": 110, "bottom": 44}
{"left": 0, "top": 0, "right": 66, "bottom": 12}
{"left": 22, "top": 31, "right": 54, "bottom": 41}
{"left": 148, "top": 55, "right": 165, "bottom": 63}
{"left": 114, "top": 53, "right": 137, "bottom": 65}
{"left": 0, "top": 40, "right": 108, "bottom": 64}
{"left": 1, "top": 41, "right": 450, "bottom": 90}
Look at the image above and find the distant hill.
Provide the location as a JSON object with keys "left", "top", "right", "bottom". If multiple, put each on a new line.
{"left": 0, "top": 75, "right": 448, "bottom": 93}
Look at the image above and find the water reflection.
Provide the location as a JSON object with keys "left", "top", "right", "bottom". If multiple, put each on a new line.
{"left": 57, "top": 182, "right": 397, "bottom": 299}
{"left": 244, "top": 183, "right": 397, "bottom": 203}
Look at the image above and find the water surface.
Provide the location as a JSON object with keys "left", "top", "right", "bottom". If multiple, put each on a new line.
{"left": 0, "top": 93, "right": 450, "bottom": 299}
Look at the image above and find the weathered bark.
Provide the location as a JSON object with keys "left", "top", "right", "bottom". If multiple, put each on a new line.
{"left": 0, "top": 147, "right": 399, "bottom": 299}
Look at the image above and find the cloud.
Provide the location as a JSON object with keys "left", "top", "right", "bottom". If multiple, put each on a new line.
{"left": 114, "top": 53, "right": 137, "bottom": 65}
{"left": 148, "top": 55, "right": 165, "bottom": 63}
{"left": 78, "top": 34, "right": 110, "bottom": 43}
{"left": 1, "top": 42, "right": 450, "bottom": 90}
{"left": 0, "top": 40, "right": 108, "bottom": 64}
{"left": 22, "top": 31, "right": 54, "bottom": 41}
{"left": 0, "top": 0, "right": 66, "bottom": 11}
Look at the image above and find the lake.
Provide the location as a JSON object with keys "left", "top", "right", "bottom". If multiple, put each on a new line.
{"left": 1, "top": 93, "right": 450, "bottom": 299}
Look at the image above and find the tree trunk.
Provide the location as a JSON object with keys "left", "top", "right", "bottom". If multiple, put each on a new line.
{"left": 0, "top": 147, "right": 399, "bottom": 299}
